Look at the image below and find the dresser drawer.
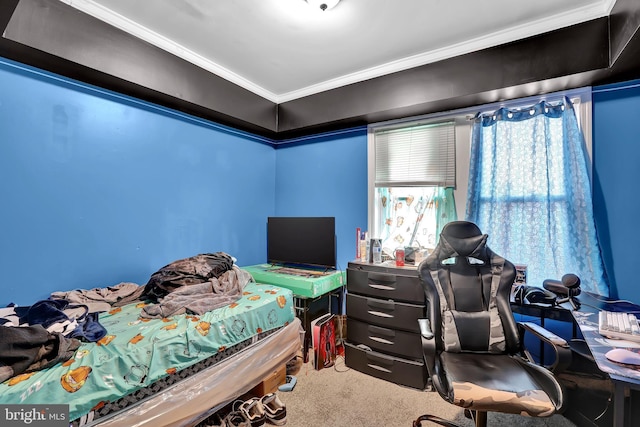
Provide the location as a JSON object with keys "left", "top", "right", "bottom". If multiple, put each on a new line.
{"left": 346, "top": 293, "right": 424, "bottom": 332}
{"left": 346, "top": 317, "right": 423, "bottom": 360}
{"left": 347, "top": 267, "right": 424, "bottom": 303}
{"left": 344, "top": 342, "right": 427, "bottom": 390}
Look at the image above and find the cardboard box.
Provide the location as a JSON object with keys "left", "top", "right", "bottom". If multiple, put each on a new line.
{"left": 249, "top": 364, "right": 286, "bottom": 396}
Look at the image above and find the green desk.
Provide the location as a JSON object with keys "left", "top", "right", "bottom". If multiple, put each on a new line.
{"left": 242, "top": 264, "right": 345, "bottom": 298}
{"left": 243, "top": 264, "right": 345, "bottom": 362}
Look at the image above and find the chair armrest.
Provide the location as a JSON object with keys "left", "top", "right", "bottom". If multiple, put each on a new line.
{"left": 418, "top": 318, "right": 434, "bottom": 340}
{"left": 518, "top": 321, "right": 572, "bottom": 373}
{"left": 418, "top": 318, "right": 436, "bottom": 378}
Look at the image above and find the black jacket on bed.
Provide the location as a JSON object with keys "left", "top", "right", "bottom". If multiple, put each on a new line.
{"left": 0, "top": 324, "right": 81, "bottom": 382}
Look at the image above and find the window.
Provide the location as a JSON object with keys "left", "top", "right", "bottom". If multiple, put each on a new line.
{"left": 466, "top": 93, "right": 607, "bottom": 295}
{"left": 366, "top": 87, "right": 598, "bottom": 290}
{"left": 368, "top": 121, "right": 457, "bottom": 258}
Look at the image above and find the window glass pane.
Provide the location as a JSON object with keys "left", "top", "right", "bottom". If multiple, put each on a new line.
{"left": 373, "top": 186, "right": 440, "bottom": 257}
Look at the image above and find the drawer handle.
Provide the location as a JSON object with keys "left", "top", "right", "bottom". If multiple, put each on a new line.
{"left": 365, "top": 299, "right": 395, "bottom": 318}
{"left": 367, "top": 310, "right": 393, "bottom": 318}
{"left": 368, "top": 272, "right": 396, "bottom": 282}
{"left": 370, "top": 336, "right": 394, "bottom": 345}
{"left": 366, "top": 299, "right": 395, "bottom": 309}
{"left": 367, "top": 363, "right": 392, "bottom": 373}
{"left": 368, "top": 283, "right": 395, "bottom": 291}
{"left": 365, "top": 351, "right": 394, "bottom": 371}
{"left": 368, "top": 325, "right": 395, "bottom": 338}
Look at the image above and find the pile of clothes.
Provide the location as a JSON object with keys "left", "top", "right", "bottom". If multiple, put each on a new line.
{"left": 114, "top": 251, "right": 253, "bottom": 318}
{"left": 0, "top": 251, "right": 252, "bottom": 383}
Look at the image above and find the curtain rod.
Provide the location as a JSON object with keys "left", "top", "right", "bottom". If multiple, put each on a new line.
{"left": 369, "top": 87, "right": 591, "bottom": 130}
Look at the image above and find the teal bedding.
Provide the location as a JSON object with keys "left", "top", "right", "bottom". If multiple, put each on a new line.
{"left": 0, "top": 282, "right": 296, "bottom": 423}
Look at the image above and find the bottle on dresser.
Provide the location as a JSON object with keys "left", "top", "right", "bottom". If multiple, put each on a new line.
{"left": 372, "top": 238, "right": 382, "bottom": 264}
{"left": 359, "top": 231, "right": 368, "bottom": 262}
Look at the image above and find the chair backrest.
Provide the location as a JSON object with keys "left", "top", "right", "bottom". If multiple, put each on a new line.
{"left": 418, "top": 221, "right": 519, "bottom": 354}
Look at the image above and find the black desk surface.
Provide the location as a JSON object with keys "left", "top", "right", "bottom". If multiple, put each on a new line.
{"left": 571, "top": 292, "right": 640, "bottom": 385}
{"left": 512, "top": 291, "right": 640, "bottom": 426}
{"left": 511, "top": 291, "right": 640, "bottom": 382}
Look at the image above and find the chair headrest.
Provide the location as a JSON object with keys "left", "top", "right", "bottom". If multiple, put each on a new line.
{"left": 427, "top": 221, "right": 490, "bottom": 265}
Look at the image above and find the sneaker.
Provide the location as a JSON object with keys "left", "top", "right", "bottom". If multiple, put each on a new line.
{"left": 202, "top": 412, "right": 225, "bottom": 427}
{"left": 260, "top": 393, "right": 287, "bottom": 426}
{"left": 223, "top": 409, "right": 250, "bottom": 427}
{"left": 238, "top": 398, "right": 267, "bottom": 427}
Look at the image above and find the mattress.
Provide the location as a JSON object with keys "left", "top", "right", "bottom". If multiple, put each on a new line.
{"left": 242, "top": 264, "right": 345, "bottom": 298}
{"left": 0, "top": 281, "right": 298, "bottom": 426}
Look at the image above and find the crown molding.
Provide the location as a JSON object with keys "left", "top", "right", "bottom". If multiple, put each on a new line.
{"left": 61, "top": 0, "right": 611, "bottom": 104}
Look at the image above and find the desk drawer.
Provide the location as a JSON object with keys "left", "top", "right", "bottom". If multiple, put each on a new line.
{"left": 347, "top": 268, "right": 424, "bottom": 303}
{"left": 346, "top": 318, "right": 423, "bottom": 360}
{"left": 344, "top": 342, "right": 427, "bottom": 389}
{"left": 346, "top": 293, "right": 424, "bottom": 332}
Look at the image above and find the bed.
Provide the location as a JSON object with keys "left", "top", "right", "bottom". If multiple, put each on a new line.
{"left": 0, "top": 279, "right": 301, "bottom": 427}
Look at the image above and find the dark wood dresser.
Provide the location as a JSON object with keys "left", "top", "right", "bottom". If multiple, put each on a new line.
{"left": 344, "top": 261, "right": 428, "bottom": 389}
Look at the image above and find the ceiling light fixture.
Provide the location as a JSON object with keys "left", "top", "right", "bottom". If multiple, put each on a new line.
{"left": 306, "top": 0, "right": 340, "bottom": 12}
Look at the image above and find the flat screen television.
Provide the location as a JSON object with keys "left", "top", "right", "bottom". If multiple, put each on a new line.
{"left": 267, "top": 216, "right": 336, "bottom": 269}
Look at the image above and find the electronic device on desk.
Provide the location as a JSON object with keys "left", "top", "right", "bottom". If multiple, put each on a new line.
{"left": 598, "top": 310, "right": 640, "bottom": 343}
{"left": 543, "top": 273, "right": 582, "bottom": 310}
{"left": 267, "top": 216, "right": 337, "bottom": 271}
{"left": 605, "top": 348, "right": 640, "bottom": 366}
{"left": 513, "top": 273, "right": 582, "bottom": 308}
{"left": 513, "top": 285, "right": 557, "bottom": 305}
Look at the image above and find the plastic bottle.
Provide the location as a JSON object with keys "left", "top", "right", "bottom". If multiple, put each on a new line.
{"left": 360, "top": 231, "right": 368, "bottom": 262}
{"left": 372, "top": 239, "right": 382, "bottom": 264}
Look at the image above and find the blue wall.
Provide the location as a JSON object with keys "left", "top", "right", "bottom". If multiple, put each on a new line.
{"left": 3, "top": 53, "right": 640, "bottom": 307}
{"left": 0, "top": 59, "right": 276, "bottom": 305}
{"left": 274, "top": 131, "right": 369, "bottom": 271}
{"left": 592, "top": 80, "right": 640, "bottom": 303}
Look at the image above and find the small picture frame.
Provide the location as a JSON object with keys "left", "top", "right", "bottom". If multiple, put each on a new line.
{"left": 511, "top": 264, "right": 527, "bottom": 301}
{"left": 514, "top": 264, "right": 527, "bottom": 285}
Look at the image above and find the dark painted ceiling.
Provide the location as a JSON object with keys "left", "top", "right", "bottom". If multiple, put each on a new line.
{"left": 1, "top": 0, "right": 640, "bottom": 141}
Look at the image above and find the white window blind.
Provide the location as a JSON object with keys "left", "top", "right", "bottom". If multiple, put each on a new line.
{"left": 374, "top": 121, "right": 456, "bottom": 187}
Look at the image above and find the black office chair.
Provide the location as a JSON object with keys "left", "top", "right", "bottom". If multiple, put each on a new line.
{"left": 413, "top": 221, "right": 571, "bottom": 427}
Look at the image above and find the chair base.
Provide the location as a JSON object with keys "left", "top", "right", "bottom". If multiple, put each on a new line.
{"left": 413, "top": 414, "right": 463, "bottom": 427}
{"left": 413, "top": 410, "right": 488, "bottom": 427}
{"left": 471, "top": 410, "right": 487, "bottom": 427}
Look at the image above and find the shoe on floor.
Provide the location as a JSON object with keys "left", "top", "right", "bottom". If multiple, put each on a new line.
{"left": 223, "top": 409, "right": 251, "bottom": 427}
{"left": 238, "top": 397, "right": 266, "bottom": 427}
{"left": 260, "top": 393, "right": 287, "bottom": 426}
{"left": 286, "top": 353, "right": 303, "bottom": 376}
{"left": 203, "top": 413, "right": 225, "bottom": 427}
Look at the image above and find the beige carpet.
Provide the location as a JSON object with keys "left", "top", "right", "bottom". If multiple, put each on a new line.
{"left": 277, "top": 356, "right": 577, "bottom": 427}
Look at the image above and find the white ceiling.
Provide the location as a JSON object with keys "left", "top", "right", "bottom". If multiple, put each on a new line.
{"left": 60, "top": 0, "right": 616, "bottom": 104}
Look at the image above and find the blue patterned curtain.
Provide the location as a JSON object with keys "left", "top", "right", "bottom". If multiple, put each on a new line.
{"left": 466, "top": 98, "right": 608, "bottom": 295}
